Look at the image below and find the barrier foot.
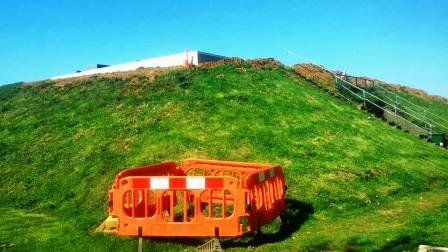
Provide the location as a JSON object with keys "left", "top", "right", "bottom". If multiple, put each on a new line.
{"left": 254, "top": 228, "right": 264, "bottom": 243}
{"left": 137, "top": 237, "right": 143, "bottom": 252}
{"left": 196, "top": 238, "right": 222, "bottom": 251}
{"left": 279, "top": 211, "right": 289, "bottom": 226}
{"left": 95, "top": 216, "right": 118, "bottom": 233}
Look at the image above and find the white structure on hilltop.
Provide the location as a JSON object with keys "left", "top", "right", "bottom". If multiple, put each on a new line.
{"left": 51, "top": 50, "right": 226, "bottom": 80}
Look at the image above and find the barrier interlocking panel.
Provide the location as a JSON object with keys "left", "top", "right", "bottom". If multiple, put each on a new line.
{"left": 104, "top": 159, "right": 286, "bottom": 237}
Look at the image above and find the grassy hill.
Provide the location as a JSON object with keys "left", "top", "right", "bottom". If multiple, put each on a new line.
{"left": 1, "top": 60, "right": 447, "bottom": 251}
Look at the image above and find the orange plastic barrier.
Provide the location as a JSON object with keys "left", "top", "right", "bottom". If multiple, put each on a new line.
{"left": 104, "top": 159, "right": 286, "bottom": 237}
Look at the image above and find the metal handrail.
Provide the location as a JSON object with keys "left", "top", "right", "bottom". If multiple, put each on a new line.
{"left": 335, "top": 76, "right": 429, "bottom": 126}
{"left": 337, "top": 80, "right": 429, "bottom": 134}
{"left": 375, "top": 89, "right": 448, "bottom": 131}
{"left": 285, "top": 49, "right": 447, "bottom": 134}
{"left": 373, "top": 84, "right": 448, "bottom": 128}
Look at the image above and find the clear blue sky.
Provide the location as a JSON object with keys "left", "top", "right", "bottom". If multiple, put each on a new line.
{"left": 1, "top": 0, "right": 447, "bottom": 97}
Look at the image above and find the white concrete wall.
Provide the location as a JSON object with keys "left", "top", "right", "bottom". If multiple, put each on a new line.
{"left": 51, "top": 51, "right": 199, "bottom": 80}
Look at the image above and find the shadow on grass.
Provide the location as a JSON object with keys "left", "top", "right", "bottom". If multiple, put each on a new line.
{"left": 140, "top": 199, "right": 314, "bottom": 249}
{"left": 222, "top": 198, "right": 314, "bottom": 249}
{"left": 344, "top": 237, "right": 375, "bottom": 252}
{"left": 374, "top": 231, "right": 429, "bottom": 252}
{"left": 343, "top": 230, "right": 437, "bottom": 252}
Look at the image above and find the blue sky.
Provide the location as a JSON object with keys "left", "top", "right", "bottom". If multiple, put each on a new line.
{"left": 1, "top": 0, "right": 447, "bottom": 97}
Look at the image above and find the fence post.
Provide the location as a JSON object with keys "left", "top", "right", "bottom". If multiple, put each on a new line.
{"left": 363, "top": 90, "right": 366, "bottom": 108}
{"left": 335, "top": 76, "right": 339, "bottom": 92}
{"left": 394, "top": 106, "right": 398, "bottom": 125}
{"left": 424, "top": 110, "right": 427, "bottom": 130}
{"left": 394, "top": 95, "right": 398, "bottom": 116}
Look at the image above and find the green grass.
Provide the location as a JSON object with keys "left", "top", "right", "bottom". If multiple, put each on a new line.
{"left": 1, "top": 62, "right": 447, "bottom": 251}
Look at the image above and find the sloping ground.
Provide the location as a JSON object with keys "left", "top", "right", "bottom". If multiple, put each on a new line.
{"left": 292, "top": 64, "right": 337, "bottom": 94}
{"left": 1, "top": 61, "right": 447, "bottom": 251}
{"left": 293, "top": 64, "right": 448, "bottom": 138}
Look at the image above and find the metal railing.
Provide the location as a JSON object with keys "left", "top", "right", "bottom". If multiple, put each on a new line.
{"left": 335, "top": 76, "right": 430, "bottom": 136}
{"left": 285, "top": 49, "right": 447, "bottom": 136}
{"left": 371, "top": 83, "right": 448, "bottom": 133}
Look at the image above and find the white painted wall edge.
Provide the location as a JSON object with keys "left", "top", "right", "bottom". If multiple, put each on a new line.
{"left": 51, "top": 50, "right": 199, "bottom": 80}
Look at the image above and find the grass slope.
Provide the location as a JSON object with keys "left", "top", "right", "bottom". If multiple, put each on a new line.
{"left": 1, "top": 62, "right": 447, "bottom": 251}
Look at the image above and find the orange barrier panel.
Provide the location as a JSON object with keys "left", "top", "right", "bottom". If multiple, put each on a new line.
{"left": 103, "top": 159, "right": 286, "bottom": 237}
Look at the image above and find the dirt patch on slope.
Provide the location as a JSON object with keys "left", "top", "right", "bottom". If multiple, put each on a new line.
{"left": 292, "top": 63, "right": 338, "bottom": 94}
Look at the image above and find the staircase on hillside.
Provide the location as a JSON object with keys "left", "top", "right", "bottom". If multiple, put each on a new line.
{"left": 336, "top": 72, "right": 448, "bottom": 148}
{"left": 342, "top": 74, "right": 448, "bottom": 134}
{"left": 369, "top": 82, "right": 448, "bottom": 133}
{"left": 293, "top": 63, "right": 448, "bottom": 148}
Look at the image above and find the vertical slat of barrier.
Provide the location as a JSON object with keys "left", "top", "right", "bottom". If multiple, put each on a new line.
{"left": 273, "top": 178, "right": 277, "bottom": 201}
{"left": 263, "top": 181, "right": 268, "bottom": 209}
{"left": 268, "top": 179, "right": 274, "bottom": 205}
{"left": 158, "top": 193, "right": 163, "bottom": 217}
{"left": 264, "top": 183, "right": 269, "bottom": 210}
{"left": 273, "top": 178, "right": 279, "bottom": 201}
{"left": 157, "top": 194, "right": 161, "bottom": 216}
{"left": 208, "top": 190, "right": 212, "bottom": 218}
{"left": 123, "top": 191, "right": 127, "bottom": 215}
{"left": 280, "top": 177, "right": 283, "bottom": 198}
{"left": 268, "top": 179, "right": 273, "bottom": 206}
{"left": 250, "top": 189, "right": 254, "bottom": 211}
{"left": 195, "top": 193, "right": 200, "bottom": 217}
{"left": 255, "top": 187, "right": 259, "bottom": 210}
{"left": 223, "top": 190, "right": 226, "bottom": 218}
{"left": 144, "top": 190, "right": 148, "bottom": 218}
{"left": 277, "top": 177, "right": 282, "bottom": 199}
{"left": 132, "top": 189, "right": 135, "bottom": 217}
{"left": 260, "top": 184, "right": 265, "bottom": 210}
{"left": 264, "top": 182, "right": 269, "bottom": 209}
{"left": 245, "top": 191, "right": 249, "bottom": 212}
{"left": 253, "top": 188, "right": 258, "bottom": 210}
{"left": 183, "top": 191, "right": 187, "bottom": 222}
{"left": 170, "top": 191, "right": 174, "bottom": 222}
